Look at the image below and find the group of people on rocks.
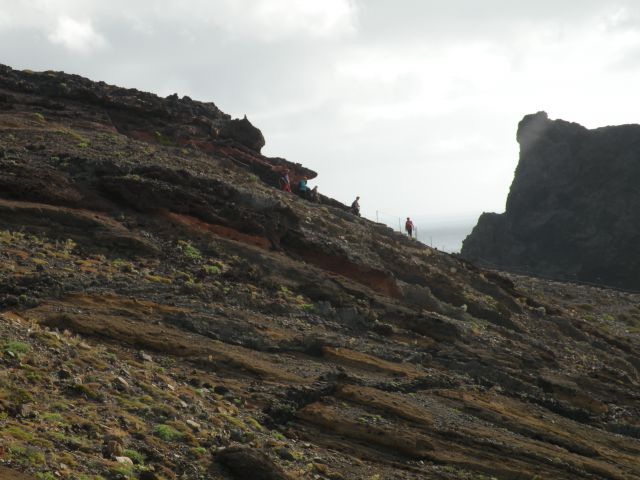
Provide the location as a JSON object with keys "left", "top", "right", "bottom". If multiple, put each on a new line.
{"left": 278, "top": 169, "right": 319, "bottom": 202}
{"left": 278, "top": 168, "right": 416, "bottom": 239}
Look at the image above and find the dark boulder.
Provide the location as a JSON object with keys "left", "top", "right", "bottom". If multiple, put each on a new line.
{"left": 214, "top": 447, "right": 292, "bottom": 480}
{"left": 221, "top": 115, "right": 266, "bottom": 153}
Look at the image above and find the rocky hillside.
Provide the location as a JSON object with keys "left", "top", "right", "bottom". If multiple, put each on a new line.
{"left": 0, "top": 67, "right": 640, "bottom": 480}
{"left": 462, "top": 111, "right": 640, "bottom": 290}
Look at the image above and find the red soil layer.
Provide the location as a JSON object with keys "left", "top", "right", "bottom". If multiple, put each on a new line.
{"left": 296, "top": 249, "right": 402, "bottom": 299}
{"left": 162, "top": 211, "right": 271, "bottom": 250}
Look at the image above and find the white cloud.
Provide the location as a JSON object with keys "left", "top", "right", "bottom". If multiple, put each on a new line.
{"left": 48, "top": 16, "right": 106, "bottom": 53}
{"left": 251, "top": 0, "right": 357, "bottom": 38}
{"left": 149, "top": 0, "right": 356, "bottom": 41}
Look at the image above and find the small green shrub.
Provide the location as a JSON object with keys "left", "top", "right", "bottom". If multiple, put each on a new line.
{"left": 245, "top": 417, "right": 266, "bottom": 432}
{"left": 146, "top": 274, "right": 172, "bottom": 284}
{"left": 23, "top": 446, "right": 46, "bottom": 465}
{"left": 113, "top": 259, "right": 136, "bottom": 273}
{"left": 190, "top": 446, "right": 207, "bottom": 457}
{"left": 51, "top": 402, "right": 69, "bottom": 411}
{"left": 4, "top": 341, "right": 30, "bottom": 354}
{"left": 109, "top": 463, "right": 134, "bottom": 478}
{"left": 9, "top": 388, "right": 34, "bottom": 404}
{"left": 42, "top": 412, "right": 64, "bottom": 423}
{"left": 36, "top": 473, "right": 56, "bottom": 480}
{"left": 124, "top": 449, "right": 145, "bottom": 464}
{"left": 154, "top": 424, "right": 183, "bottom": 442}
{"left": 7, "top": 443, "right": 26, "bottom": 456}
{"left": 71, "top": 383, "right": 104, "bottom": 401}
{"left": 62, "top": 238, "right": 77, "bottom": 254}
{"left": 178, "top": 240, "right": 201, "bottom": 260}
{"left": 202, "top": 265, "right": 221, "bottom": 275}
{"left": 4, "top": 426, "right": 34, "bottom": 441}
{"left": 24, "top": 370, "right": 42, "bottom": 383}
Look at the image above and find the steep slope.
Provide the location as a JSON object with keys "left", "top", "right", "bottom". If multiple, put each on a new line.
{"left": 0, "top": 67, "right": 640, "bottom": 480}
{"left": 462, "top": 111, "right": 640, "bottom": 290}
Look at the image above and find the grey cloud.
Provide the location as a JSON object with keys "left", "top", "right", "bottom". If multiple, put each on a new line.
{"left": 355, "top": 0, "right": 623, "bottom": 42}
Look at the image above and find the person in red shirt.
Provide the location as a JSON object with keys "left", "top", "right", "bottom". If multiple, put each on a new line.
{"left": 278, "top": 169, "right": 291, "bottom": 192}
{"left": 405, "top": 217, "right": 414, "bottom": 238}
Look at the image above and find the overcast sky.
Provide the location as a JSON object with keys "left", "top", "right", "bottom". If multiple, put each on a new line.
{"left": 2, "top": 1, "right": 640, "bottom": 234}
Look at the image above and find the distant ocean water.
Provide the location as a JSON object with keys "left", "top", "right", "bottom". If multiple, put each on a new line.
{"left": 414, "top": 221, "right": 475, "bottom": 253}
{"left": 369, "top": 212, "right": 478, "bottom": 254}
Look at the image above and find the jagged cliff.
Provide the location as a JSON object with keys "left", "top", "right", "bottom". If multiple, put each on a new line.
{"left": 1, "top": 69, "right": 640, "bottom": 480}
{"left": 462, "top": 111, "right": 640, "bottom": 290}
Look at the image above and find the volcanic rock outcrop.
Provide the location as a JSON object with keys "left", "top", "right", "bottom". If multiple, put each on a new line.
{"left": 1, "top": 68, "right": 640, "bottom": 479}
{"left": 462, "top": 111, "right": 640, "bottom": 290}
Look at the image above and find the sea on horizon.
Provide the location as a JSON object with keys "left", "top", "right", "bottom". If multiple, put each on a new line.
{"left": 371, "top": 212, "right": 476, "bottom": 254}
{"left": 414, "top": 222, "right": 474, "bottom": 253}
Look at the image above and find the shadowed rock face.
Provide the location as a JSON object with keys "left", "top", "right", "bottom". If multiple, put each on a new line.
{"left": 1, "top": 69, "right": 640, "bottom": 480}
{"left": 462, "top": 111, "right": 640, "bottom": 289}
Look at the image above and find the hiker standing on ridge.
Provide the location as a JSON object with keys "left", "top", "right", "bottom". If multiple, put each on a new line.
{"left": 278, "top": 169, "right": 291, "bottom": 192}
{"left": 351, "top": 196, "right": 360, "bottom": 216}
{"left": 405, "top": 217, "right": 415, "bottom": 238}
